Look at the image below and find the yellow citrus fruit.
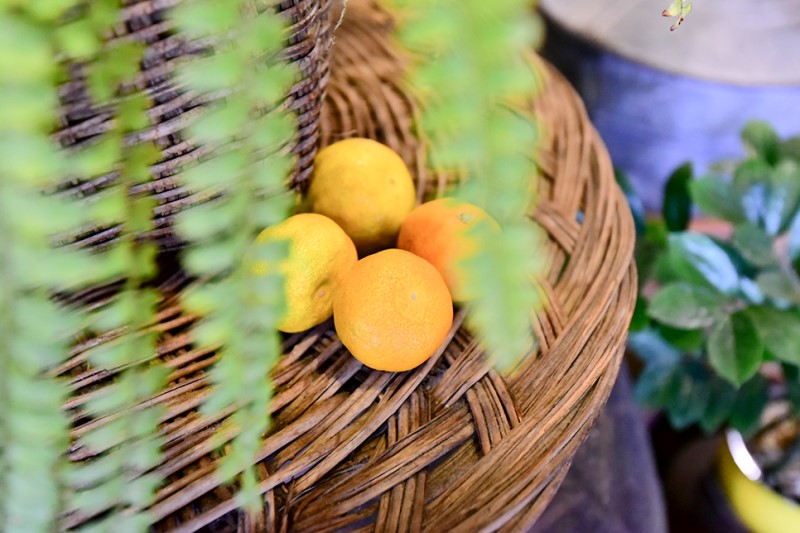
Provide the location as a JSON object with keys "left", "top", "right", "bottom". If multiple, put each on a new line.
{"left": 397, "top": 198, "right": 501, "bottom": 301}
{"left": 333, "top": 249, "right": 453, "bottom": 372}
{"left": 252, "top": 213, "right": 357, "bottom": 333}
{"left": 305, "top": 138, "right": 417, "bottom": 256}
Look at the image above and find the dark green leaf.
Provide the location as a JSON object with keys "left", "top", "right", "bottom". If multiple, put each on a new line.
{"left": 731, "top": 223, "right": 775, "bottom": 268}
{"left": 668, "top": 233, "right": 740, "bottom": 294}
{"left": 742, "top": 120, "right": 780, "bottom": 166}
{"left": 629, "top": 297, "right": 649, "bottom": 332}
{"left": 657, "top": 324, "right": 705, "bottom": 352}
{"left": 647, "top": 283, "right": 725, "bottom": 329}
{"left": 729, "top": 374, "right": 769, "bottom": 437}
{"left": 645, "top": 219, "right": 669, "bottom": 248}
{"left": 663, "top": 162, "right": 693, "bottom": 232}
{"left": 665, "top": 360, "right": 711, "bottom": 430}
{"left": 629, "top": 331, "right": 681, "bottom": 408}
{"left": 615, "top": 168, "right": 646, "bottom": 235}
{"left": 746, "top": 306, "right": 800, "bottom": 364}
{"left": 707, "top": 311, "right": 763, "bottom": 386}
{"left": 699, "top": 377, "right": 739, "bottom": 433}
{"left": 689, "top": 177, "right": 745, "bottom": 223}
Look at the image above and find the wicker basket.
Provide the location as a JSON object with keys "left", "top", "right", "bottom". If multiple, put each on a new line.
{"left": 57, "top": 0, "right": 334, "bottom": 250}
{"left": 60, "top": 2, "right": 636, "bottom": 531}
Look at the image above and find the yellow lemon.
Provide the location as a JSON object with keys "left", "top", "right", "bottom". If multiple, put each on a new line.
{"left": 306, "top": 138, "right": 417, "bottom": 256}
{"left": 252, "top": 213, "right": 357, "bottom": 333}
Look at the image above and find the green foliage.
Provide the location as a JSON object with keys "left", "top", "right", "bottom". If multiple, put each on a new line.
{"left": 0, "top": 4, "right": 86, "bottom": 532}
{"left": 393, "top": 0, "right": 545, "bottom": 371}
{"left": 172, "top": 0, "right": 296, "bottom": 513}
{"left": 631, "top": 121, "right": 800, "bottom": 435}
{"left": 663, "top": 163, "right": 693, "bottom": 232}
{"left": 54, "top": 2, "right": 166, "bottom": 530}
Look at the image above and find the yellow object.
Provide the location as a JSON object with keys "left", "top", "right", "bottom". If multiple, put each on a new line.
{"left": 333, "top": 249, "right": 453, "bottom": 372}
{"left": 718, "top": 433, "right": 800, "bottom": 533}
{"left": 397, "top": 198, "right": 501, "bottom": 301}
{"left": 252, "top": 213, "right": 357, "bottom": 333}
{"left": 305, "top": 138, "right": 417, "bottom": 256}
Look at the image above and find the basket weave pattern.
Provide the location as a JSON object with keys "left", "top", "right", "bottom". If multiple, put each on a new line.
{"left": 56, "top": 0, "right": 333, "bottom": 250}
{"left": 60, "top": 2, "right": 636, "bottom": 531}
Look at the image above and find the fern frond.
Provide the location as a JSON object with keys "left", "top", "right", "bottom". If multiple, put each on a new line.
{"left": 172, "top": 1, "right": 297, "bottom": 512}
{"left": 394, "top": 0, "right": 547, "bottom": 371}
{"left": 0, "top": 4, "right": 94, "bottom": 532}
{"left": 49, "top": 4, "right": 166, "bottom": 530}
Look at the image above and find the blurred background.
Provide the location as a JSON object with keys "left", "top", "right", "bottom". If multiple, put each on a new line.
{"left": 535, "top": 2, "right": 800, "bottom": 532}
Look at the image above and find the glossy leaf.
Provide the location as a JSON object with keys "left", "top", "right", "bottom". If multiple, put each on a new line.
{"left": 629, "top": 297, "right": 649, "bottom": 332}
{"left": 657, "top": 324, "right": 705, "bottom": 353}
{"left": 668, "top": 233, "right": 740, "bottom": 294}
{"left": 663, "top": 162, "right": 693, "bottom": 232}
{"left": 731, "top": 223, "right": 775, "bottom": 268}
{"left": 746, "top": 306, "right": 800, "bottom": 364}
{"left": 689, "top": 177, "right": 745, "bottom": 224}
{"left": 665, "top": 360, "right": 710, "bottom": 430}
{"left": 647, "top": 282, "right": 725, "bottom": 329}
{"left": 707, "top": 311, "right": 763, "bottom": 386}
{"left": 698, "top": 376, "right": 739, "bottom": 433}
{"left": 629, "top": 330, "right": 681, "bottom": 408}
{"left": 756, "top": 270, "right": 800, "bottom": 304}
{"left": 729, "top": 374, "right": 769, "bottom": 438}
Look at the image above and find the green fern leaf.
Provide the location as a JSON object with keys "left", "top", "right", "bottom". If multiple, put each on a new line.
{"left": 395, "top": 0, "right": 547, "bottom": 371}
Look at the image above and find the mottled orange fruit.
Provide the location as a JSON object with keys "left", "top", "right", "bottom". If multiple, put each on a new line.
{"left": 305, "top": 138, "right": 417, "bottom": 256}
{"left": 333, "top": 249, "right": 453, "bottom": 372}
{"left": 397, "top": 198, "right": 501, "bottom": 301}
{"left": 252, "top": 213, "right": 357, "bottom": 333}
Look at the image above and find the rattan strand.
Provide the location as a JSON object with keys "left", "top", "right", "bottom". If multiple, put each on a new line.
{"left": 57, "top": 0, "right": 334, "bottom": 250}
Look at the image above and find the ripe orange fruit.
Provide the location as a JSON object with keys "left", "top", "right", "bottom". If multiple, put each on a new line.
{"left": 397, "top": 198, "right": 501, "bottom": 301}
{"left": 333, "top": 249, "right": 453, "bottom": 372}
{"left": 305, "top": 138, "right": 417, "bottom": 256}
{"left": 251, "top": 213, "right": 357, "bottom": 333}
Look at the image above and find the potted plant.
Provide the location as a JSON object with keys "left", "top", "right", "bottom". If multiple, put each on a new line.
{"left": 629, "top": 120, "right": 800, "bottom": 532}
